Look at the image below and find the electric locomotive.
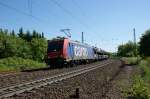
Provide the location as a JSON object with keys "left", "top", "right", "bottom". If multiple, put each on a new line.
{"left": 47, "top": 37, "right": 108, "bottom": 68}
{"left": 47, "top": 37, "right": 96, "bottom": 67}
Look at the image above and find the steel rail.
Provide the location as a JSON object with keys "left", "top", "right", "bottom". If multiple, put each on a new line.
{"left": 0, "top": 73, "right": 20, "bottom": 78}
{"left": 0, "top": 60, "right": 108, "bottom": 89}
{"left": 0, "top": 61, "right": 112, "bottom": 98}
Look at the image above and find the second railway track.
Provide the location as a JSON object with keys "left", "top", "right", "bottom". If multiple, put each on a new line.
{"left": 0, "top": 61, "right": 113, "bottom": 98}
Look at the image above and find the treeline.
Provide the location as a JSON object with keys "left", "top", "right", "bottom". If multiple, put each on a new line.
{"left": 117, "top": 29, "right": 150, "bottom": 57}
{"left": 0, "top": 28, "right": 47, "bottom": 62}
{"left": 117, "top": 41, "right": 137, "bottom": 57}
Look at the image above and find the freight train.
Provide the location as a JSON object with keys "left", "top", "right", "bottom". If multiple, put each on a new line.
{"left": 47, "top": 37, "right": 108, "bottom": 68}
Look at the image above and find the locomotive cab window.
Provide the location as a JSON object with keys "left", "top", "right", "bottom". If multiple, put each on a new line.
{"left": 48, "top": 42, "right": 63, "bottom": 52}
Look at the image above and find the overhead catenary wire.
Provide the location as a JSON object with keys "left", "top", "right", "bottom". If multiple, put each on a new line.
{"left": 0, "top": 0, "right": 56, "bottom": 38}
{"left": 49, "top": 0, "right": 101, "bottom": 45}
{"left": 28, "top": 0, "right": 32, "bottom": 16}
{"left": 0, "top": 0, "right": 95, "bottom": 32}
{"left": 71, "top": 0, "right": 87, "bottom": 18}
{"left": 0, "top": 0, "right": 97, "bottom": 40}
{"left": 49, "top": 0, "right": 92, "bottom": 30}
{"left": 0, "top": 1, "right": 43, "bottom": 22}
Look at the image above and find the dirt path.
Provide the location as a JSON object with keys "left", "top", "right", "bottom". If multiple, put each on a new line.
{"left": 103, "top": 65, "right": 137, "bottom": 99}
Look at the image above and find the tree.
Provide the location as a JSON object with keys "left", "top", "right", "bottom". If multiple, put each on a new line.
{"left": 38, "top": 34, "right": 42, "bottom": 38}
{"left": 4, "top": 29, "right": 8, "bottom": 35}
{"left": 32, "top": 30, "right": 36, "bottom": 38}
{"left": 0, "top": 28, "right": 47, "bottom": 62}
{"left": 36, "top": 32, "right": 42, "bottom": 38}
{"left": 0, "top": 31, "right": 6, "bottom": 58}
{"left": 0, "top": 32, "right": 18, "bottom": 58}
{"left": 42, "top": 32, "right": 44, "bottom": 38}
{"left": 11, "top": 30, "right": 15, "bottom": 37}
{"left": 16, "top": 38, "right": 32, "bottom": 59}
{"left": 117, "top": 41, "right": 136, "bottom": 57}
{"left": 18, "top": 27, "right": 24, "bottom": 38}
{"left": 36, "top": 33, "right": 39, "bottom": 38}
{"left": 24, "top": 30, "right": 32, "bottom": 42}
{"left": 0, "top": 28, "right": 3, "bottom": 33}
{"left": 31, "top": 38, "right": 47, "bottom": 61}
{"left": 139, "top": 29, "right": 150, "bottom": 57}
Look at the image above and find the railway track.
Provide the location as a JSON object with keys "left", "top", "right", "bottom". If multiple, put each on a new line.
{"left": 0, "top": 60, "right": 111, "bottom": 89}
{"left": 0, "top": 73, "right": 19, "bottom": 78}
{"left": 0, "top": 61, "right": 112, "bottom": 98}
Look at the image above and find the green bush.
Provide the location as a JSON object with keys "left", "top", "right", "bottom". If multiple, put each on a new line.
{"left": 0, "top": 57, "right": 46, "bottom": 72}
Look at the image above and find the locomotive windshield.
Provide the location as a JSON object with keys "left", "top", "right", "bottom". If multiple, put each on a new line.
{"left": 48, "top": 42, "right": 63, "bottom": 52}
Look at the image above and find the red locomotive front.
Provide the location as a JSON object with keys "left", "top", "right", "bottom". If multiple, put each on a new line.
{"left": 47, "top": 41, "right": 63, "bottom": 58}
{"left": 47, "top": 38, "right": 69, "bottom": 67}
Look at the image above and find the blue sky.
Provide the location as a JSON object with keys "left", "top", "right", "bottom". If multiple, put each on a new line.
{"left": 0, "top": 0, "right": 150, "bottom": 52}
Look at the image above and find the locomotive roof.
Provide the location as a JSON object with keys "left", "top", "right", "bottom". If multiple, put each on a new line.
{"left": 48, "top": 37, "right": 107, "bottom": 53}
{"left": 48, "top": 38, "right": 91, "bottom": 47}
{"left": 69, "top": 39, "right": 91, "bottom": 47}
{"left": 48, "top": 37, "right": 65, "bottom": 42}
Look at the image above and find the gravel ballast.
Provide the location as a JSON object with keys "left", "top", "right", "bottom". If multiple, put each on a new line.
{"left": 0, "top": 60, "right": 112, "bottom": 89}
{"left": 5, "top": 59, "right": 126, "bottom": 99}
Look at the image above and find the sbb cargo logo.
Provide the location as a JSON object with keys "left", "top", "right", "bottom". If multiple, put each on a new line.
{"left": 74, "top": 46, "right": 88, "bottom": 57}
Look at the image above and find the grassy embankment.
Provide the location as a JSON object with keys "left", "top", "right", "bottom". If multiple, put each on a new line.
{"left": 122, "top": 57, "right": 150, "bottom": 99}
{"left": 0, "top": 57, "right": 46, "bottom": 72}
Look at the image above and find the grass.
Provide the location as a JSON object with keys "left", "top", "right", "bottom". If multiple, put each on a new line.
{"left": 127, "top": 75, "right": 150, "bottom": 99}
{"left": 124, "top": 57, "right": 150, "bottom": 99}
{"left": 121, "top": 57, "right": 140, "bottom": 65}
{"left": 0, "top": 57, "right": 47, "bottom": 72}
{"left": 139, "top": 58, "right": 150, "bottom": 81}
